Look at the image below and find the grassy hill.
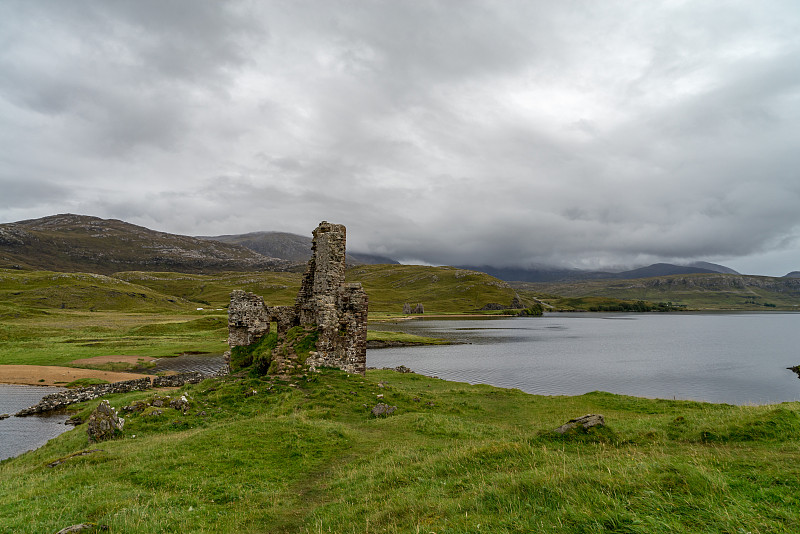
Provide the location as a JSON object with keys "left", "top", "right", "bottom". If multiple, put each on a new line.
{"left": 515, "top": 273, "right": 800, "bottom": 311}
{"left": 0, "top": 214, "right": 291, "bottom": 274}
{"left": 113, "top": 271, "right": 302, "bottom": 309}
{"left": 347, "top": 264, "right": 524, "bottom": 314}
{"left": 1, "top": 369, "right": 799, "bottom": 532}
{"left": 116, "top": 265, "right": 525, "bottom": 314}
{"left": 0, "top": 266, "right": 521, "bottom": 366}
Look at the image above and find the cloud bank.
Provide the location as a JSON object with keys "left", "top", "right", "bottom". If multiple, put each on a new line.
{"left": 1, "top": 1, "right": 799, "bottom": 275}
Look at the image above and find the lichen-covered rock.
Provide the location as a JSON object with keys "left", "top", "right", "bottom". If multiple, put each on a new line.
{"left": 371, "top": 403, "right": 397, "bottom": 417}
{"left": 122, "top": 400, "right": 149, "bottom": 413}
{"left": 169, "top": 395, "right": 191, "bottom": 412}
{"left": 554, "top": 414, "right": 605, "bottom": 434}
{"left": 55, "top": 523, "right": 103, "bottom": 534}
{"left": 86, "top": 400, "right": 124, "bottom": 442}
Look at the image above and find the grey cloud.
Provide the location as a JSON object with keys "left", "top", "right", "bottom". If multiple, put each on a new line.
{"left": 1, "top": 1, "right": 799, "bottom": 276}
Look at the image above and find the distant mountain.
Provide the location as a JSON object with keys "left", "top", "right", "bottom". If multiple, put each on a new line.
{"left": 200, "top": 231, "right": 398, "bottom": 266}
{"left": 0, "top": 214, "right": 291, "bottom": 275}
{"left": 616, "top": 263, "right": 719, "bottom": 279}
{"left": 687, "top": 261, "right": 740, "bottom": 275}
{"left": 461, "top": 262, "right": 735, "bottom": 283}
{"left": 785, "top": 271, "right": 800, "bottom": 278}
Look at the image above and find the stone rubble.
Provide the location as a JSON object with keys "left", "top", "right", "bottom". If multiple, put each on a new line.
{"left": 14, "top": 372, "right": 212, "bottom": 417}
{"left": 371, "top": 403, "right": 397, "bottom": 417}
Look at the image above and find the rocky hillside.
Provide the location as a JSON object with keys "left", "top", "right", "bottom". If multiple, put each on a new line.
{"left": 514, "top": 273, "right": 800, "bottom": 310}
{"left": 201, "top": 231, "right": 398, "bottom": 266}
{"left": 0, "top": 214, "right": 291, "bottom": 275}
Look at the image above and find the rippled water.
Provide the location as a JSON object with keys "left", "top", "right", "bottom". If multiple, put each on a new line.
{"left": 148, "top": 353, "right": 226, "bottom": 375}
{"left": 0, "top": 385, "right": 69, "bottom": 461}
{"left": 367, "top": 313, "right": 800, "bottom": 405}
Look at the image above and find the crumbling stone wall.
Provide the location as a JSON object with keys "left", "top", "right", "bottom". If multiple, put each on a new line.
{"left": 228, "top": 221, "right": 368, "bottom": 375}
{"left": 270, "top": 305, "right": 299, "bottom": 336}
{"left": 228, "top": 290, "right": 270, "bottom": 346}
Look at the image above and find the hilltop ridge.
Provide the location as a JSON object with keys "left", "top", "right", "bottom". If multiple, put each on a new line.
{"left": 0, "top": 214, "right": 292, "bottom": 275}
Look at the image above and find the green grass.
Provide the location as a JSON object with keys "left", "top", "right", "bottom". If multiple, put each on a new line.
{"left": 113, "top": 271, "right": 302, "bottom": 309}
{"left": 2, "top": 268, "right": 800, "bottom": 531}
{"left": 367, "top": 329, "right": 448, "bottom": 346}
{"left": 64, "top": 377, "right": 110, "bottom": 388}
{"left": 0, "top": 311, "right": 229, "bottom": 366}
{"left": 348, "top": 264, "right": 524, "bottom": 314}
{"left": 1, "top": 371, "right": 799, "bottom": 533}
{"left": 0, "top": 269, "right": 190, "bottom": 315}
{"left": 0, "top": 266, "right": 522, "bottom": 367}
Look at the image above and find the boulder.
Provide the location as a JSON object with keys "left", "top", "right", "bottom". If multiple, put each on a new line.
{"left": 371, "top": 403, "right": 397, "bottom": 417}
{"left": 55, "top": 524, "right": 106, "bottom": 533}
{"left": 554, "top": 414, "right": 605, "bottom": 434}
{"left": 86, "top": 400, "right": 124, "bottom": 442}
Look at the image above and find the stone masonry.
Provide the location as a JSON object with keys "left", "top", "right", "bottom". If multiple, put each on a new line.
{"left": 227, "top": 222, "right": 368, "bottom": 375}
{"left": 227, "top": 290, "right": 270, "bottom": 346}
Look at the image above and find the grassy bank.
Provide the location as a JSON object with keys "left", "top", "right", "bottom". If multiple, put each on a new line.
{"left": 1, "top": 369, "right": 799, "bottom": 532}
{"left": 0, "top": 266, "right": 517, "bottom": 368}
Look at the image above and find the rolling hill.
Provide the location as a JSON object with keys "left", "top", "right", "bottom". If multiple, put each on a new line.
{"left": 0, "top": 214, "right": 291, "bottom": 275}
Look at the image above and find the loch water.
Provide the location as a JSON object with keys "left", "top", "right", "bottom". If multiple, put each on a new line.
{"left": 0, "top": 385, "right": 68, "bottom": 462}
{"left": 367, "top": 312, "right": 800, "bottom": 405}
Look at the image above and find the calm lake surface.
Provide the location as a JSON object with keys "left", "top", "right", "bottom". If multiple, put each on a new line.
{"left": 368, "top": 312, "right": 800, "bottom": 405}
{"left": 0, "top": 385, "right": 68, "bottom": 462}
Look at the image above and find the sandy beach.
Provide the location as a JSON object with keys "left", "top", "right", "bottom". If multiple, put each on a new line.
{"left": 0, "top": 365, "right": 150, "bottom": 387}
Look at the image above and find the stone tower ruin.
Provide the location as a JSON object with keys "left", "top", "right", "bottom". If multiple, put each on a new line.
{"left": 226, "top": 221, "right": 368, "bottom": 375}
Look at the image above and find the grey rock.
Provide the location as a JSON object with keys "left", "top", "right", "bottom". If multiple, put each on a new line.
{"left": 371, "top": 403, "right": 397, "bottom": 417}
{"left": 55, "top": 524, "right": 100, "bottom": 533}
{"left": 554, "top": 414, "right": 605, "bottom": 434}
{"left": 86, "top": 401, "right": 124, "bottom": 442}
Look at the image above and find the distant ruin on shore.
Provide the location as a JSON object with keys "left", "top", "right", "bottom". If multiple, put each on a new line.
{"left": 226, "top": 222, "right": 368, "bottom": 375}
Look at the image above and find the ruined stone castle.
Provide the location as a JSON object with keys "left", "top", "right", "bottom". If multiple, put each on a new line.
{"left": 227, "top": 222, "right": 368, "bottom": 375}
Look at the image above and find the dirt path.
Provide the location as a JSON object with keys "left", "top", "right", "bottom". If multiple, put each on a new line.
{"left": 0, "top": 365, "right": 150, "bottom": 386}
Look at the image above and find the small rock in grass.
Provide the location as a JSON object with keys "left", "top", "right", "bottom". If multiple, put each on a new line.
{"left": 371, "top": 403, "right": 397, "bottom": 417}
{"left": 554, "top": 414, "right": 605, "bottom": 434}
{"left": 86, "top": 401, "right": 124, "bottom": 443}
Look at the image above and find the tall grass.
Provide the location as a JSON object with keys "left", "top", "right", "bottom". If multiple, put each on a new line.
{"left": 1, "top": 370, "right": 798, "bottom": 532}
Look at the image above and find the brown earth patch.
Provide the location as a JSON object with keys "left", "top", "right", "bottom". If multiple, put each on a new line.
{"left": 0, "top": 365, "right": 150, "bottom": 387}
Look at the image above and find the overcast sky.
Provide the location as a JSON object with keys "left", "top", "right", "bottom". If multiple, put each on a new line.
{"left": 1, "top": 1, "right": 799, "bottom": 275}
